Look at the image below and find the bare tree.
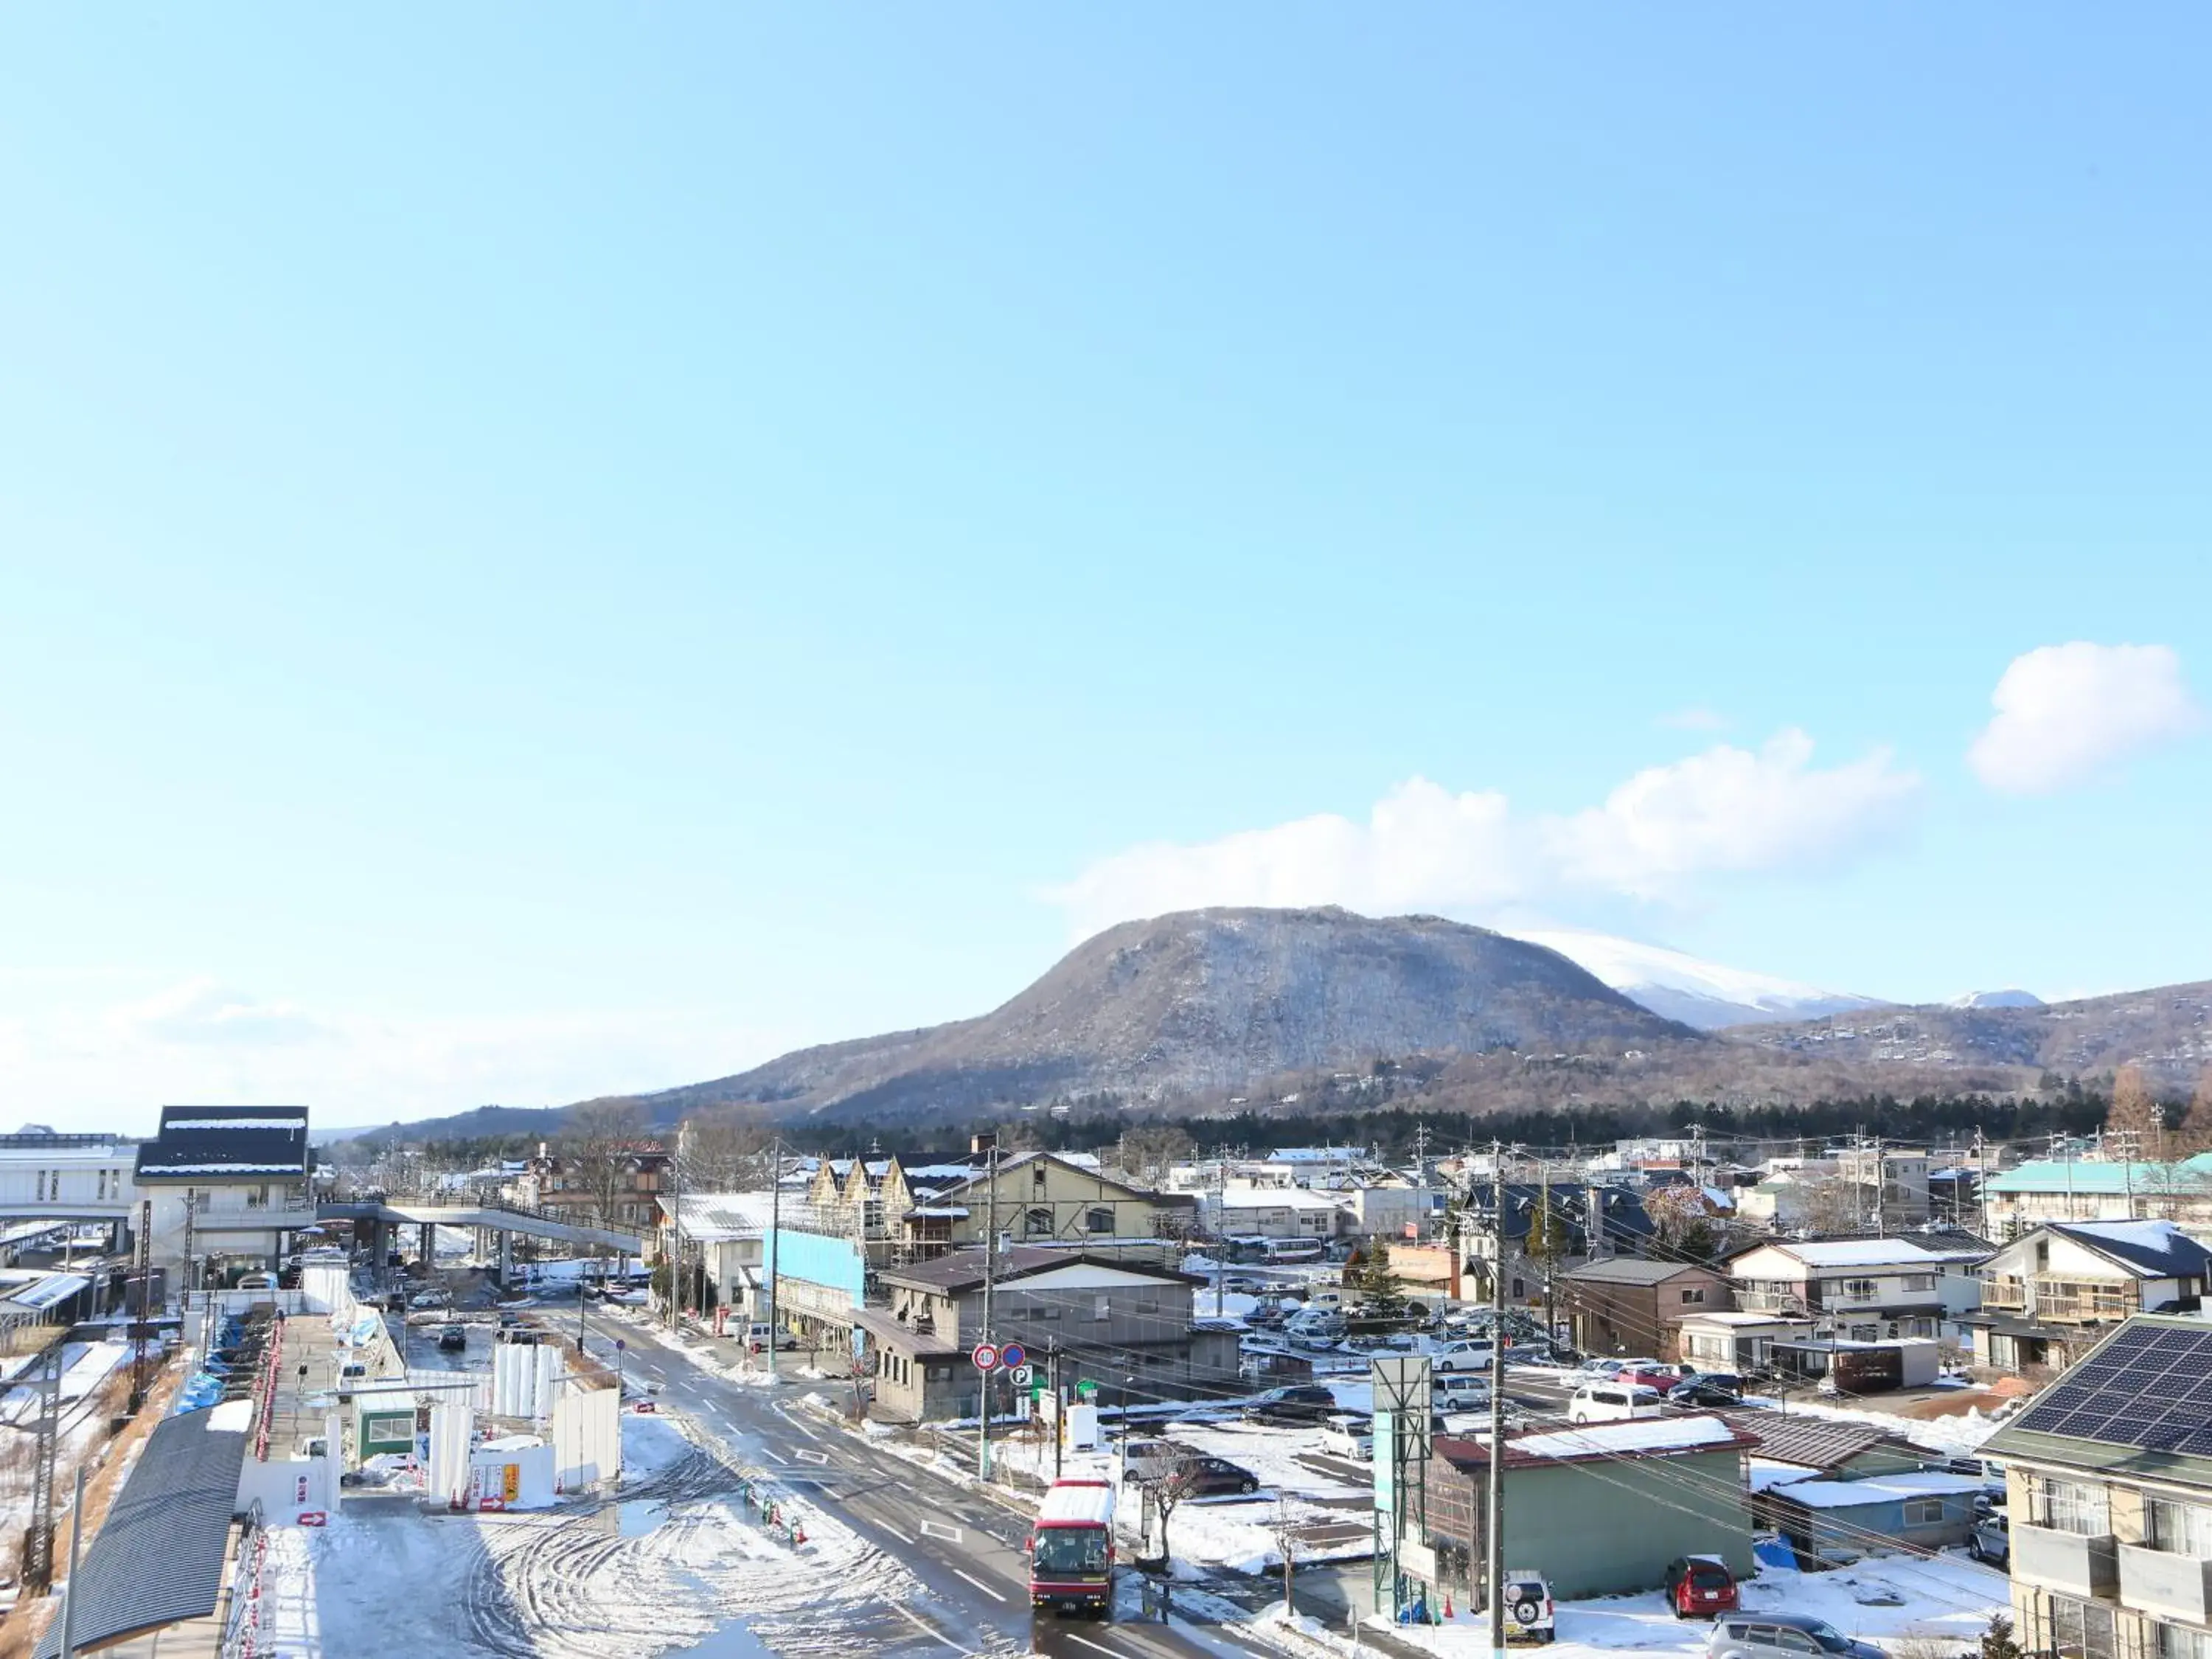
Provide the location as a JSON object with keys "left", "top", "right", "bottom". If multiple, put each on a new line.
{"left": 1801, "top": 1175, "right": 1873, "bottom": 1235}
{"left": 2176, "top": 1070, "right": 2212, "bottom": 1158}
{"left": 1112, "top": 1124, "right": 1197, "bottom": 1190}
{"left": 679, "top": 1117, "right": 773, "bottom": 1192}
{"left": 1268, "top": 1496, "right": 1302, "bottom": 1615}
{"left": 1134, "top": 1450, "right": 1205, "bottom": 1566}
{"left": 2107, "top": 1064, "right": 2164, "bottom": 1157}
{"left": 561, "top": 1100, "right": 649, "bottom": 1225}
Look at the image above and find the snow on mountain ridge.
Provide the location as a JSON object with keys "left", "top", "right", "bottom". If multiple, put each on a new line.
{"left": 1949, "top": 988, "right": 2045, "bottom": 1009}
{"left": 1505, "top": 928, "right": 1891, "bottom": 1031}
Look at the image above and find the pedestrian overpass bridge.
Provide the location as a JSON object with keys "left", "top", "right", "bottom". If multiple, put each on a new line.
{"left": 317, "top": 1200, "right": 650, "bottom": 1259}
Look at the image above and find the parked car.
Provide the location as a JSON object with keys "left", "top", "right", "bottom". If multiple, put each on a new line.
{"left": 1709, "top": 1614, "right": 1883, "bottom": 1659}
{"left": 1968, "top": 1512, "right": 2009, "bottom": 1568}
{"left": 1567, "top": 1382, "right": 1664, "bottom": 1424}
{"left": 1615, "top": 1365, "right": 1684, "bottom": 1392}
{"left": 744, "top": 1323, "right": 799, "bottom": 1351}
{"left": 1222, "top": 1275, "right": 1266, "bottom": 1295}
{"left": 1428, "top": 1339, "right": 1496, "bottom": 1374}
{"left": 1500, "top": 1570, "right": 1556, "bottom": 1644}
{"left": 1244, "top": 1304, "right": 1288, "bottom": 1329}
{"left": 1243, "top": 1385, "right": 1339, "bottom": 1425}
{"left": 1682, "top": 1370, "right": 1746, "bottom": 1394}
{"left": 437, "top": 1324, "right": 467, "bottom": 1352}
{"left": 1668, "top": 1379, "right": 1745, "bottom": 1408}
{"left": 1319, "top": 1414, "right": 1374, "bottom": 1461}
{"left": 1119, "top": 1439, "right": 1178, "bottom": 1483}
{"left": 1665, "top": 1556, "right": 1740, "bottom": 1618}
{"left": 410, "top": 1291, "right": 448, "bottom": 1311}
{"left": 1183, "top": 1455, "right": 1261, "bottom": 1497}
{"left": 1434, "top": 1372, "right": 1492, "bottom": 1410}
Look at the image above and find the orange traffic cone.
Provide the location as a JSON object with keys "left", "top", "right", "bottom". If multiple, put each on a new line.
{"left": 1444, "top": 1593, "right": 1453, "bottom": 1619}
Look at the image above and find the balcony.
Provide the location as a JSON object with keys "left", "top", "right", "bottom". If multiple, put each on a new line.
{"left": 2119, "top": 1545, "right": 2212, "bottom": 1624}
{"left": 2014, "top": 1523, "right": 2119, "bottom": 1600}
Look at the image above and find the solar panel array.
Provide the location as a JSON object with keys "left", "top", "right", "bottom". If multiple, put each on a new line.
{"left": 2011, "top": 1323, "right": 2212, "bottom": 1456}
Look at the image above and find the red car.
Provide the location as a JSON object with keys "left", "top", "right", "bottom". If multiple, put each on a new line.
{"left": 1615, "top": 1365, "right": 1683, "bottom": 1393}
{"left": 1664, "top": 1556, "right": 1739, "bottom": 1618}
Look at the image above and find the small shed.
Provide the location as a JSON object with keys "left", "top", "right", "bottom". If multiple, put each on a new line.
{"left": 1764, "top": 1469, "right": 1989, "bottom": 1565}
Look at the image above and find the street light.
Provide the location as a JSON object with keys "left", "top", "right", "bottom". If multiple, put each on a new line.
{"left": 616, "top": 1338, "right": 627, "bottom": 1401}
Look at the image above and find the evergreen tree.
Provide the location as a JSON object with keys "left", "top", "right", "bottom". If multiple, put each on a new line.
{"left": 1980, "top": 1613, "right": 2023, "bottom": 1659}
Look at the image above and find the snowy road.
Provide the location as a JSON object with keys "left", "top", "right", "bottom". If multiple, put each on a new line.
{"left": 593, "top": 1323, "right": 1286, "bottom": 1659}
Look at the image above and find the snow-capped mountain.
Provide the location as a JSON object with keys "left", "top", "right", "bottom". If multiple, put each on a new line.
{"left": 1505, "top": 928, "right": 1891, "bottom": 1031}
{"left": 1950, "top": 989, "right": 2045, "bottom": 1010}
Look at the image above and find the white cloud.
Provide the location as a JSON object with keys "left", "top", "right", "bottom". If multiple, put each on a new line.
{"left": 1050, "top": 731, "right": 1921, "bottom": 940}
{"left": 1656, "top": 706, "right": 1730, "bottom": 731}
{"left": 1550, "top": 730, "right": 1920, "bottom": 900}
{"left": 1968, "top": 642, "right": 2201, "bottom": 796}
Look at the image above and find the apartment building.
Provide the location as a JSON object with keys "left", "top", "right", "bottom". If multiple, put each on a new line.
{"left": 897, "top": 1152, "right": 1185, "bottom": 1259}
{"left": 1967, "top": 1221, "right": 2212, "bottom": 1377}
{"left": 1986, "top": 1157, "right": 2212, "bottom": 1236}
{"left": 1726, "top": 1237, "right": 1989, "bottom": 1343}
{"left": 1985, "top": 1316, "right": 2212, "bottom": 1659}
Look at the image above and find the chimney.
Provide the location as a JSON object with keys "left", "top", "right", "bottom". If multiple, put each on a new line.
{"left": 972, "top": 1132, "right": 998, "bottom": 1156}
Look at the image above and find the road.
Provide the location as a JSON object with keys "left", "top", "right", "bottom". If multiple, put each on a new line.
{"left": 580, "top": 1316, "right": 1285, "bottom": 1659}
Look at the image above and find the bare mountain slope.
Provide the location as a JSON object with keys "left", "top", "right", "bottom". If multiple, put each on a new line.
{"left": 640, "top": 906, "right": 1692, "bottom": 1121}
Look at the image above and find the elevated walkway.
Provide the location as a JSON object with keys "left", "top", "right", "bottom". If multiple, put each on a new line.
{"left": 318, "top": 1200, "right": 647, "bottom": 1256}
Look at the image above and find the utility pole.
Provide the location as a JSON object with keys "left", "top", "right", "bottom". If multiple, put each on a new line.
{"left": 979, "top": 1135, "right": 1000, "bottom": 1480}
{"left": 667, "top": 1124, "right": 684, "bottom": 1334}
{"left": 1487, "top": 1139, "right": 1507, "bottom": 1659}
{"left": 1214, "top": 1152, "right": 1226, "bottom": 1318}
{"left": 1973, "top": 1127, "right": 1992, "bottom": 1240}
{"left": 23, "top": 1343, "right": 63, "bottom": 1590}
{"left": 58, "top": 1465, "right": 86, "bottom": 1659}
{"left": 182, "top": 1189, "right": 197, "bottom": 1317}
{"left": 1050, "top": 1340, "right": 1063, "bottom": 1481}
{"left": 128, "top": 1199, "right": 151, "bottom": 1412}
{"left": 767, "top": 1135, "right": 782, "bottom": 1382}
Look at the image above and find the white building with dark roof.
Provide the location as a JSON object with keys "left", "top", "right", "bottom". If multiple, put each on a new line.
{"left": 133, "top": 1105, "right": 314, "bottom": 1284}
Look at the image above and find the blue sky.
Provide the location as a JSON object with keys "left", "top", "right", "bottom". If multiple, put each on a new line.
{"left": 2, "top": 10, "right": 2207, "bottom": 1128}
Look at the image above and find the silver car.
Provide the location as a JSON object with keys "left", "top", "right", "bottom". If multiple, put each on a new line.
{"left": 1709, "top": 1614, "right": 1882, "bottom": 1659}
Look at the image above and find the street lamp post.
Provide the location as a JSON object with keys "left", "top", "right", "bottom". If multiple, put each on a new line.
{"left": 616, "top": 1338, "right": 627, "bottom": 1401}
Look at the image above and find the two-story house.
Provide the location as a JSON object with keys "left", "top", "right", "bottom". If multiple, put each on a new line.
{"left": 1967, "top": 1221, "right": 2212, "bottom": 1377}
{"left": 1986, "top": 1156, "right": 2212, "bottom": 1237}
{"left": 1985, "top": 1315, "right": 2212, "bottom": 1659}
{"left": 515, "top": 1140, "right": 668, "bottom": 1231}
{"left": 1726, "top": 1237, "right": 1990, "bottom": 1345}
{"left": 894, "top": 1152, "right": 1182, "bottom": 1262}
{"left": 133, "top": 1105, "right": 314, "bottom": 1285}
{"left": 1560, "top": 1257, "right": 1736, "bottom": 1361}
{"left": 858, "top": 1246, "right": 1239, "bottom": 1422}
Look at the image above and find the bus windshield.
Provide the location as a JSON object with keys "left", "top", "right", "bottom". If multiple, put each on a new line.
{"left": 1033, "top": 1527, "right": 1107, "bottom": 1576}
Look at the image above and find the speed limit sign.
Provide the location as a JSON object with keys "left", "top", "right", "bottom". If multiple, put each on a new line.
{"left": 1011, "top": 1364, "right": 1034, "bottom": 1388}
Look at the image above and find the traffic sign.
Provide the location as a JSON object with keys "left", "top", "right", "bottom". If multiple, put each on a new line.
{"left": 999, "top": 1343, "right": 1026, "bottom": 1372}
{"left": 1011, "top": 1364, "right": 1034, "bottom": 1388}
{"left": 615, "top": 1339, "right": 626, "bottom": 1352}
{"left": 971, "top": 1343, "right": 1000, "bottom": 1371}
{"left": 1076, "top": 1380, "right": 1099, "bottom": 1400}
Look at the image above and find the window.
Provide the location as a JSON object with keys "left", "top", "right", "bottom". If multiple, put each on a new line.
{"left": 2025, "top": 1475, "right": 2111, "bottom": 1537}
{"left": 2156, "top": 1624, "right": 2212, "bottom": 1659}
{"left": 1033, "top": 1164, "right": 1048, "bottom": 1192}
{"left": 1903, "top": 1499, "right": 1947, "bottom": 1526}
{"left": 2045, "top": 1596, "right": 2116, "bottom": 1659}
{"left": 1841, "top": 1278, "right": 1878, "bottom": 1301}
{"left": 1093, "top": 1295, "right": 1110, "bottom": 1322}
{"left": 1681, "top": 1287, "right": 1707, "bottom": 1305}
{"left": 1025, "top": 1206, "right": 1054, "bottom": 1238}
{"left": 2147, "top": 1498, "right": 2212, "bottom": 1557}
{"left": 1087, "top": 1207, "right": 1114, "bottom": 1234}
{"left": 1899, "top": 1274, "right": 1935, "bottom": 1293}
{"left": 1775, "top": 1632, "right": 1822, "bottom": 1655}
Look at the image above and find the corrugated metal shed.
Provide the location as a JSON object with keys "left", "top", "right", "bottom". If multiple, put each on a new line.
{"left": 33, "top": 1408, "right": 246, "bottom": 1659}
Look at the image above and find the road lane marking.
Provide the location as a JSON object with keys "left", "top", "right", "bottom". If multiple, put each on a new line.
{"left": 894, "top": 1604, "right": 971, "bottom": 1652}
{"left": 795, "top": 1448, "right": 829, "bottom": 1464}
{"left": 1061, "top": 1636, "right": 1124, "bottom": 1658}
{"left": 951, "top": 1568, "right": 1006, "bottom": 1602}
{"left": 874, "top": 1518, "right": 915, "bottom": 1545}
{"left": 919, "top": 1520, "right": 963, "bottom": 1543}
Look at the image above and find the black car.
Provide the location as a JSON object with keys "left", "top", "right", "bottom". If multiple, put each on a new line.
{"left": 1668, "top": 1379, "right": 1743, "bottom": 1408}
{"left": 1242, "top": 1385, "right": 1338, "bottom": 1425}
{"left": 437, "top": 1324, "right": 467, "bottom": 1352}
{"left": 1184, "top": 1455, "right": 1261, "bottom": 1498}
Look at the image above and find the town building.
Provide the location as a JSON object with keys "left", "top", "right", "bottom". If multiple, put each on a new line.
{"left": 513, "top": 1139, "right": 669, "bottom": 1231}
{"left": 899, "top": 1152, "right": 1187, "bottom": 1259}
{"left": 1966, "top": 1220, "right": 2212, "bottom": 1377}
{"left": 1725, "top": 1236, "right": 1989, "bottom": 1345}
{"left": 1425, "top": 1415, "right": 1761, "bottom": 1601}
{"left": 1678, "top": 1310, "right": 1820, "bottom": 1375}
{"left": 857, "top": 1246, "right": 1237, "bottom": 1422}
{"left": 658, "top": 1190, "right": 776, "bottom": 1319}
{"left": 133, "top": 1105, "right": 315, "bottom": 1283}
{"left": 1983, "top": 1314, "right": 2212, "bottom": 1659}
{"left": 1205, "top": 1184, "right": 1343, "bottom": 1242}
{"left": 1985, "top": 1155, "right": 2212, "bottom": 1236}
{"left": 1763, "top": 1467, "right": 1991, "bottom": 1564}
{"left": 0, "top": 1131, "right": 142, "bottom": 1252}
{"left": 1559, "top": 1256, "right": 1735, "bottom": 1362}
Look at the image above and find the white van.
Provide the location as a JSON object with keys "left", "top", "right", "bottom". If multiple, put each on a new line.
{"left": 1566, "top": 1382, "right": 1664, "bottom": 1424}
{"left": 1433, "top": 1371, "right": 1491, "bottom": 1410}
{"left": 236, "top": 1272, "right": 279, "bottom": 1292}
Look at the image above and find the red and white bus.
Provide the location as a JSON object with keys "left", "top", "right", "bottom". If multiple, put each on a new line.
{"left": 1027, "top": 1478, "right": 1116, "bottom": 1614}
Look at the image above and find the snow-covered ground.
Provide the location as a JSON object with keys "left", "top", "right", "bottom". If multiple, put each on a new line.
{"left": 245, "top": 1407, "right": 945, "bottom": 1658}
{"left": 1365, "top": 1554, "right": 2005, "bottom": 1659}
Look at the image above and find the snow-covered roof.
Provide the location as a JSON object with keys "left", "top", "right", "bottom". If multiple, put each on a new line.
{"left": 1217, "top": 1188, "right": 1341, "bottom": 1211}
{"left": 1766, "top": 1470, "right": 1989, "bottom": 1509}
{"left": 2046, "top": 1220, "right": 2212, "bottom": 1278}
{"left": 1684, "top": 1310, "right": 1815, "bottom": 1328}
{"left": 1751, "top": 1239, "right": 1953, "bottom": 1268}
{"left": 1509, "top": 1416, "right": 1747, "bottom": 1460}
{"left": 673, "top": 1192, "right": 776, "bottom": 1241}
